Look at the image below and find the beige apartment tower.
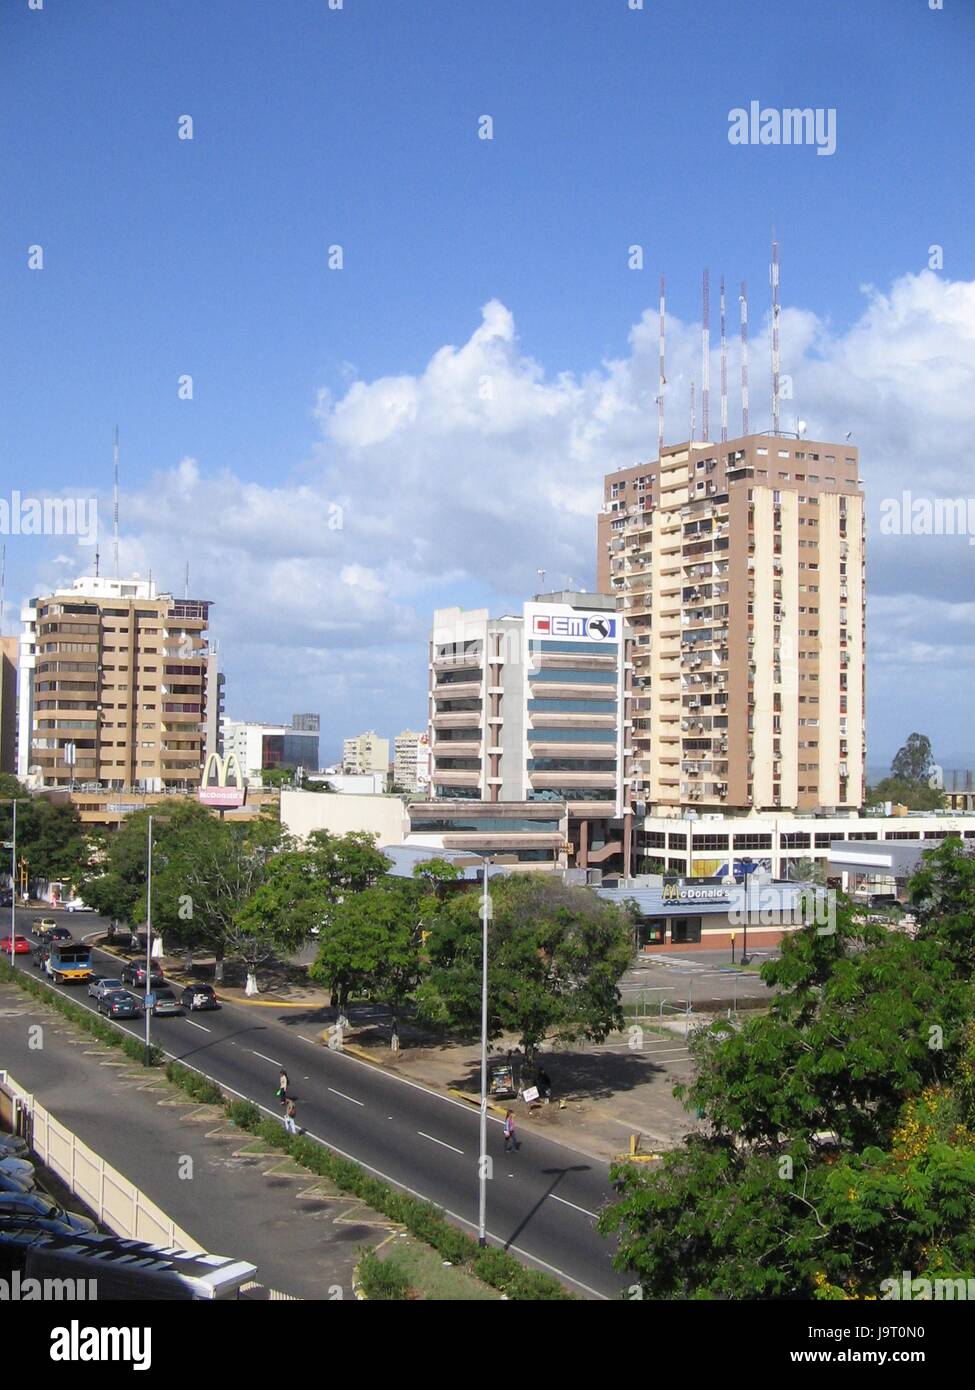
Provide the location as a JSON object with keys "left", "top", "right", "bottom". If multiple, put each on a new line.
{"left": 20, "top": 576, "right": 212, "bottom": 790}
{"left": 597, "top": 434, "right": 865, "bottom": 813}
{"left": 343, "top": 731, "right": 389, "bottom": 777}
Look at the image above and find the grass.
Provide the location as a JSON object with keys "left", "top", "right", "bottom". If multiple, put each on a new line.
{"left": 373, "top": 1234, "right": 501, "bottom": 1300}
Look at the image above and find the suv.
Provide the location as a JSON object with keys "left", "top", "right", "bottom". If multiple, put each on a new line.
{"left": 120, "top": 961, "right": 165, "bottom": 989}
{"left": 180, "top": 983, "right": 219, "bottom": 1012}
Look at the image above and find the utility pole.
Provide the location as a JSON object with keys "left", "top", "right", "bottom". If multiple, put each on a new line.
{"left": 478, "top": 855, "right": 490, "bottom": 1246}
{"left": 144, "top": 815, "right": 154, "bottom": 1064}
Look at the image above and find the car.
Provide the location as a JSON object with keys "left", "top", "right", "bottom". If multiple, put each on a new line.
{"left": 87, "top": 975, "right": 125, "bottom": 1001}
{"left": 34, "top": 917, "right": 59, "bottom": 936}
{"left": 179, "top": 982, "right": 219, "bottom": 1011}
{"left": 31, "top": 943, "right": 50, "bottom": 970}
{"left": 0, "top": 1213, "right": 98, "bottom": 1242}
{"left": 0, "top": 1133, "right": 29, "bottom": 1157}
{"left": 0, "top": 1168, "right": 35, "bottom": 1195}
{"left": 0, "top": 1193, "right": 98, "bottom": 1235}
{"left": 0, "top": 1156, "right": 35, "bottom": 1186}
{"left": 140, "top": 986, "right": 182, "bottom": 1017}
{"left": 0, "top": 936, "right": 31, "bottom": 955}
{"left": 120, "top": 961, "right": 165, "bottom": 989}
{"left": 45, "top": 926, "right": 73, "bottom": 943}
{"left": 97, "top": 989, "right": 140, "bottom": 1020}
{"left": 64, "top": 898, "right": 94, "bottom": 913}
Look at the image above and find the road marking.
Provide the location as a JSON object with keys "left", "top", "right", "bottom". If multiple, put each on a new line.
{"left": 185, "top": 1019, "right": 211, "bottom": 1033}
{"left": 417, "top": 1131, "right": 463, "bottom": 1155}
{"left": 250, "top": 1049, "right": 279, "bottom": 1066}
{"left": 549, "top": 1193, "right": 599, "bottom": 1219}
{"left": 327, "top": 1087, "right": 364, "bottom": 1107}
{"left": 298, "top": 1035, "right": 318, "bottom": 1045}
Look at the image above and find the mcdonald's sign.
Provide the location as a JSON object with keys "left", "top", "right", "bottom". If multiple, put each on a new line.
{"left": 198, "top": 752, "right": 247, "bottom": 809}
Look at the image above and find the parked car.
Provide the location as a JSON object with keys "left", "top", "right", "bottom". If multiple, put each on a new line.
{"left": 0, "top": 1193, "right": 98, "bottom": 1235}
{"left": 0, "top": 935, "right": 31, "bottom": 955}
{"left": 0, "top": 1133, "right": 29, "bottom": 1157}
{"left": 64, "top": 898, "right": 94, "bottom": 913}
{"left": 97, "top": 989, "right": 140, "bottom": 1020}
{"left": 179, "top": 982, "right": 219, "bottom": 1011}
{"left": 140, "top": 986, "right": 182, "bottom": 1017}
{"left": 0, "top": 1212, "right": 98, "bottom": 1241}
{"left": 88, "top": 975, "right": 125, "bottom": 1002}
{"left": 121, "top": 961, "right": 165, "bottom": 989}
{"left": 0, "top": 1168, "right": 35, "bottom": 1194}
{"left": 0, "top": 1155, "right": 35, "bottom": 1185}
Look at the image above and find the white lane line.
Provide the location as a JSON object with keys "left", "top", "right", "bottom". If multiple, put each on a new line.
{"left": 184, "top": 1019, "right": 211, "bottom": 1032}
{"left": 250, "top": 1049, "right": 279, "bottom": 1065}
{"left": 327, "top": 1086, "right": 364, "bottom": 1107}
{"left": 417, "top": 1130, "right": 463, "bottom": 1155}
{"left": 298, "top": 1035, "right": 318, "bottom": 1045}
{"left": 549, "top": 1193, "right": 599, "bottom": 1219}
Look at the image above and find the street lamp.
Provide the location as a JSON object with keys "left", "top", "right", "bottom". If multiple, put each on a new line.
{"left": 144, "top": 814, "right": 154, "bottom": 1065}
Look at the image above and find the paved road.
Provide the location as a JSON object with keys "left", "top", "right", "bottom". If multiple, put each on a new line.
{"left": 5, "top": 908, "right": 630, "bottom": 1299}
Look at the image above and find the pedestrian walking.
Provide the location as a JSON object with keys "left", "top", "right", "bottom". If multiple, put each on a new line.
{"left": 503, "top": 1109, "right": 518, "bottom": 1153}
{"left": 284, "top": 1098, "right": 298, "bottom": 1135}
{"left": 276, "top": 1069, "right": 289, "bottom": 1105}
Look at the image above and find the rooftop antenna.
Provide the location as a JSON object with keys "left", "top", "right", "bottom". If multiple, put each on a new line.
{"left": 770, "top": 233, "right": 781, "bottom": 436}
{"left": 701, "top": 269, "right": 710, "bottom": 441}
{"left": 657, "top": 274, "right": 666, "bottom": 458}
{"left": 690, "top": 379, "right": 696, "bottom": 441}
{"left": 112, "top": 425, "right": 120, "bottom": 579}
{"left": 739, "top": 281, "right": 750, "bottom": 435}
{"left": 719, "top": 275, "right": 728, "bottom": 443}
{"left": 184, "top": 561, "right": 190, "bottom": 600}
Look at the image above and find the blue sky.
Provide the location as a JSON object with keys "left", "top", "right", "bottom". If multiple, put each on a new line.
{"left": 2, "top": 0, "right": 974, "bottom": 770}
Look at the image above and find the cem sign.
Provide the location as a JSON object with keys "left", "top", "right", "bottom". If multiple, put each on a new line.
{"left": 662, "top": 875, "right": 730, "bottom": 906}
{"left": 532, "top": 613, "right": 616, "bottom": 641}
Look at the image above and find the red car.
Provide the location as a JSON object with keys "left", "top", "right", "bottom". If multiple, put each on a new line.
{"left": 0, "top": 936, "right": 31, "bottom": 956}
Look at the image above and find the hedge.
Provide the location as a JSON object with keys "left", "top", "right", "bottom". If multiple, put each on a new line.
{"left": 0, "top": 956, "right": 572, "bottom": 1301}
{"left": 357, "top": 1247, "right": 412, "bottom": 1300}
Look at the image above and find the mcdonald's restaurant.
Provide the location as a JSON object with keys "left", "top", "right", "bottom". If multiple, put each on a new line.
{"left": 595, "top": 876, "right": 826, "bottom": 952}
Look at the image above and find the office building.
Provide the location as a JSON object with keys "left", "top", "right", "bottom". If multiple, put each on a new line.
{"left": 597, "top": 434, "right": 865, "bottom": 814}
{"left": 222, "top": 717, "right": 320, "bottom": 786}
{"left": 18, "top": 575, "right": 213, "bottom": 790}
{"left": 342, "top": 730, "right": 389, "bottom": 777}
{"left": 428, "top": 591, "right": 633, "bottom": 870}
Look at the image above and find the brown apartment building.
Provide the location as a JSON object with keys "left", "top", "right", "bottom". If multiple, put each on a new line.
{"left": 597, "top": 434, "right": 865, "bottom": 814}
{"left": 19, "top": 576, "right": 214, "bottom": 790}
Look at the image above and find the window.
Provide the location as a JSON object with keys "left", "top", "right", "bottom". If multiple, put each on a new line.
{"left": 671, "top": 916, "right": 702, "bottom": 945}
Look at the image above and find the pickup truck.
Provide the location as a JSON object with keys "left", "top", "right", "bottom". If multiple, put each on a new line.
{"left": 45, "top": 941, "right": 94, "bottom": 985}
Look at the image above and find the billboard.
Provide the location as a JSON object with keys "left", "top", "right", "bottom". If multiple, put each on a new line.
{"left": 198, "top": 752, "right": 247, "bottom": 809}
{"left": 525, "top": 601, "right": 618, "bottom": 643}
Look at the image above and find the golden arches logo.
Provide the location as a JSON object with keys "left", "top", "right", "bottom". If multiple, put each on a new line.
{"left": 202, "top": 751, "right": 245, "bottom": 789}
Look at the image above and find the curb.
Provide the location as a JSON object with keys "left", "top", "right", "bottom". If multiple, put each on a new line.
{"left": 448, "top": 1088, "right": 509, "bottom": 1118}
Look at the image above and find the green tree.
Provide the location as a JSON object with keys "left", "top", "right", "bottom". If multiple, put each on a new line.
{"left": 891, "top": 732, "right": 935, "bottom": 784}
{"left": 417, "top": 873, "right": 633, "bottom": 1065}
{"left": 866, "top": 732, "right": 945, "bottom": 810}
{"left": 601, "top": 842, "right": 975, "bottom": 1299}
{"left": 309, "top": 881, "right": 424, "bottom": 1045}
{"left": 0, "top": 791, "right": 93, "bottom": 893}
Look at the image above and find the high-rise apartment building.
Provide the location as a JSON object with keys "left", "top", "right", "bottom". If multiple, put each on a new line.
{"left": 18, "top": 575, "right": 213, "bottom": 790}
{"left": 597, "top": 434, "right": 865, "bottom": 813}
{"left": 428, "top": 592, "right": 633, "bottom": 869}
{"left": 394, "top": 730, "right": 431, "bottom": 793}
{"left": 342, "top": 731, "right": 389, "bottom": 777}
{"left": 0, "top": 635, "right": 18, "bottom": 774}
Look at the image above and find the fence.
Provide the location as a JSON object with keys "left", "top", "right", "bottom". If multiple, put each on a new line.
{"left": 0, "top": 1069, "right": 201, "bottom": 1252}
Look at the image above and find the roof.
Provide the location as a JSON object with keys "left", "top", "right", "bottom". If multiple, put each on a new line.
{"left": 596, "top": 880, "right": 825, "bottom": 918}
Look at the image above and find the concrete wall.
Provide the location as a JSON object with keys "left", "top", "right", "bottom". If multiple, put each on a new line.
{"left": 280, "top": 788, "right": 409, "bottom": 845}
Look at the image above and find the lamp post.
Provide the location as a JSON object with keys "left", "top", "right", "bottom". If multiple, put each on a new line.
{"left": 144, "top": 814, "right": 154, "bottom": 1065}
{"left": 478, "top": 853, "right": 490, "bottom": 1247}
{"left": 7, "top": 799, "right": 16, "bottom": 972}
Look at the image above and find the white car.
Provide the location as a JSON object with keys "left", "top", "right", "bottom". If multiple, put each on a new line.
{"left": 64, "top": 898, "right": 93, "bottom": 913}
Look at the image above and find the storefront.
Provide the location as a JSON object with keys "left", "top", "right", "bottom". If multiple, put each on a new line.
{"left": 597, "top": 877, "right": 826, "bottom": 953}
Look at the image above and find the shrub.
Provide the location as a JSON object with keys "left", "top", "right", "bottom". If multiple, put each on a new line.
{"left": 357, "top": 1247, "right": 411, "bottom": 1300}
{"left": 164, "top": 1061, "right": 223, "bottom": 1105}
{"left": 225, "top": 1099, "right": 261, "bottom": 1130}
